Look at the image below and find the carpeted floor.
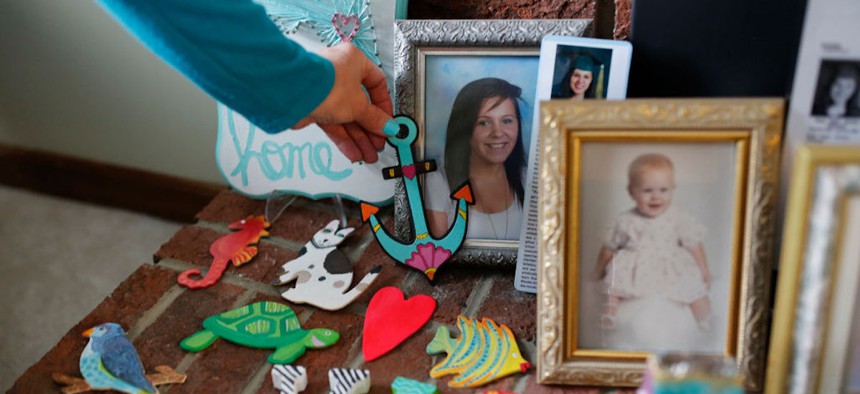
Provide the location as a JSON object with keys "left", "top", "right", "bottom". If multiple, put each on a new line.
{"left": 0, "top": 185, "right": 181, "bottom": 391}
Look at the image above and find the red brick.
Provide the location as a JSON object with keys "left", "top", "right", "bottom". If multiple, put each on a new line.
{"left": 154, "top": 225, "right": 297, "bottom": 285}
{"left": 406, "top": 267, "right": 486, "bottom": 326}
{"left": 521, "top": 373, "right": 636, "bottom": 393}
{"left": 154, "top": 225, "right": 219, "bottom": 267}
{"left": 269, "top": 208, "right": 336, "bottom": 242}
{"left": 195, "top": 190, "right": 265, "bottom": 223}
{"left": 234, "top": 242, "right": 298, "bottom": 284}
{"left": 407, "top": 0, "right": 594, "bottom": 19}
{"left": 176, "top": 294, "right": 299, "bottom": 394}
{"left": 614, "top": 0, "right": 632, "bottom": 40}
{"left": 195, "top": 190, "right": 366, "bottom": 244}
{"left": 256, "top": 374, "right": 281, "bottom": 394}
{"left": 178, "top": 343, "right": 270, "bottom": 394}
{"left": 436, "top": 373, "right": 519, "bottom": 394}
{"left": 132, "top": 283, "right": 249, "bottom": 369}
{"left": 344, "top": 241, "right": 410, "bottom": 307}
{"left": 8, "top": 265, "right": 175, "bottom": 393}
{"left": 269, "top": 196, "right": 364, "bottom": 243}
{"left": 476, "top": 273, "right": 538, "bottom": 342}
{"left": 362, "top": 326, "right": 438, "bottom": 393}
{"left": 299, "top": 309, "right": 365, "bottom": 390}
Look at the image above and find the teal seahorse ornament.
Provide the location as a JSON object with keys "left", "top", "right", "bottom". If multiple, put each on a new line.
{"left": 361, "top": 116, "right": 473, "bottom": 282}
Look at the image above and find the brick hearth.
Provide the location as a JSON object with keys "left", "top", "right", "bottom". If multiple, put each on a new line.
{"left": 9, "top": 191, "right": 630, "bottom": 393}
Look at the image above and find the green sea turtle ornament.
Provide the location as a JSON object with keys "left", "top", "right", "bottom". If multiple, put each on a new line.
{"left": 180, "top": 301, "right": 339, "bottom": 364}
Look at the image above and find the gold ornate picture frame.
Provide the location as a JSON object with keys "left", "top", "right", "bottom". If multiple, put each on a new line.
{"left": 536, "top": 99, "right": 784, "bottom": 390}
{"left": 766, "top": 145, "right": 860, "bottom": 394}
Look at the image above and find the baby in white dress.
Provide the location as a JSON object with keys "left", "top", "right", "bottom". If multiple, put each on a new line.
{"left": 591, "top": 153, "right": 713, "bottom": 331}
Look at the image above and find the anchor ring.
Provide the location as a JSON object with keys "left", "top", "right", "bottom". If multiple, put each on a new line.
{"left": 387, "top": 115, "right": 419, "bottom": 148}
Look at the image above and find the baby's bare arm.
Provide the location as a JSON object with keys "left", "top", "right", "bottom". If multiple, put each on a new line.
{"left": 687, "top": 242, "right": 711, "bottom": 286}
{"left": 590, "top": 247, "right": 615, "bottom": 281}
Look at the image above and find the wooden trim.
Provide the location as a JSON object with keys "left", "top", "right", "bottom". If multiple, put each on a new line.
{"left": 0, "top": 144, "right": 226, "bottom": 222}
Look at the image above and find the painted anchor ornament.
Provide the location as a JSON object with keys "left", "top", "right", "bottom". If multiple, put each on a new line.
{"left": 180, "top": 301, "right": 339, "bottom": 364}
{"left": 178, "top": 215, "right": 270, "bottom": 289}
{"left": 361, "top": 116, "right": 473, "bottom": 281}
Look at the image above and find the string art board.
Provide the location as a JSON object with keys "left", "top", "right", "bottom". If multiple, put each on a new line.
{"left": 216, "top": 0, "right": 407, "bottom": 202}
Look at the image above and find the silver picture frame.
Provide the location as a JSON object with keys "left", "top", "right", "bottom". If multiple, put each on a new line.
{"left": 392, "top": 19, "right": 591, "bottom": 267}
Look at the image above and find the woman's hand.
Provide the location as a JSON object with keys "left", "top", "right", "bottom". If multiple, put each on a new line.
{"left": 292, "top": 43, "right": 396, "bottom": 164}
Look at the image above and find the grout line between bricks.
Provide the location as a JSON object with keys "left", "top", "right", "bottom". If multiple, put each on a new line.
{"left": 294, "top": 197, "right": 357, "bottom": 216}
{"left": 460, "top": 276, "right": 495, "bottom": 317}
{"left": 194, "top": 220, "right": 228, "bottom": 233}
{"left": 223, "top": 275, "right": 281, "bottom": 297}
{"left": 174, "top": 352, "right": 199, "bottom": 375}
{"left": 240, "top": 359, "right": 272, "bottom": 394}
{"left": 513, "top": 373, "right": 529, "bottom": 393}
{"left": 233, "top": 289, "right": 259, "bottom": 309}
{"left": 400, "top": 269, "right": 419, "bottom": 293}
{"left": 344, "top": 333, "right": 365, "bottom": 369}
{"left": 196, "top": 219, "right": 305, "bottom": 251}
{"left": 298, "top": 308, "right": 314, "bottom": 325}
{"left": 262, "top": 237, "right": 305, "bottom": 251}
{"left": 127, "top": 285, "right": 185, "bottom": 341}
{"left": 156, "top": 258, "right": 281, "bottom": 297}
{"left": 167, "top": 291, "right": 259, "bottom": 393}
{"left": 344, "top": 226, "right": 377, "bottom": 262}
{"left": 520, "top": 340, "right": 538, "bottom": 370}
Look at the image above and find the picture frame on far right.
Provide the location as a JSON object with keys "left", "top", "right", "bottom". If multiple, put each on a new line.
{"left": 766, "top": 145, "right": 860, "bottom": 394}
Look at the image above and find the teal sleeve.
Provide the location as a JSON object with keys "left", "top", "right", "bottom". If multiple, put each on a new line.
{"left": 95, "top": 0, "right": 335, "bottom": 134}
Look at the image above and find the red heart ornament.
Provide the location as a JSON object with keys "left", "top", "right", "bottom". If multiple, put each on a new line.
{"left": 363, "top": 287, "right": 436, "bottom": 361}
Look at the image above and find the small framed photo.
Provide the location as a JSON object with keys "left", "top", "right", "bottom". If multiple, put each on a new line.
{"left": 393, "top": 19, "right": 591, "bottom": 266}
{"left": 515, "top": 36, "right": 633, "bottom": 292}
{"left": 536, "top": 99, "right": 784, "bottom": 391}
{"left": 766, "top": 146, "right": 860, "bottom": 394}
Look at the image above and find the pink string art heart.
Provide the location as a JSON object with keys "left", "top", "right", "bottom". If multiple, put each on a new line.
{"left": 331, "top": 12, "right": 360, "bottom": 43}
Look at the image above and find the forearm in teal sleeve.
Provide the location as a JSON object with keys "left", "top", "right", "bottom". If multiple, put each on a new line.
{"left": 95, "top": 0, "right": 335, "bottom": 134}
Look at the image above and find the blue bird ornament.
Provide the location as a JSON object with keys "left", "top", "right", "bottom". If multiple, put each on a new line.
{"left": 80, "top": 322, "right": 157, "bottom": 394}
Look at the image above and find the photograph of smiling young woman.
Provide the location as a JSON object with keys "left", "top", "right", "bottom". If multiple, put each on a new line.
{"left": 558, "top": 55, "right": 600, "bottom": 100}
{"left": 424, "top": 78, "right": 527, "bottom": 240}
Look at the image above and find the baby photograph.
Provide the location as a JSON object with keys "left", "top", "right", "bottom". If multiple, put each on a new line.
{"left": 576, "top": 141, "right": 739, "bottom": 354}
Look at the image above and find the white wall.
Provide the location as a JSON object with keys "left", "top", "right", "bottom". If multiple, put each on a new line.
{"left": 0, "top": 0, "right": 224, "bottom": 184}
